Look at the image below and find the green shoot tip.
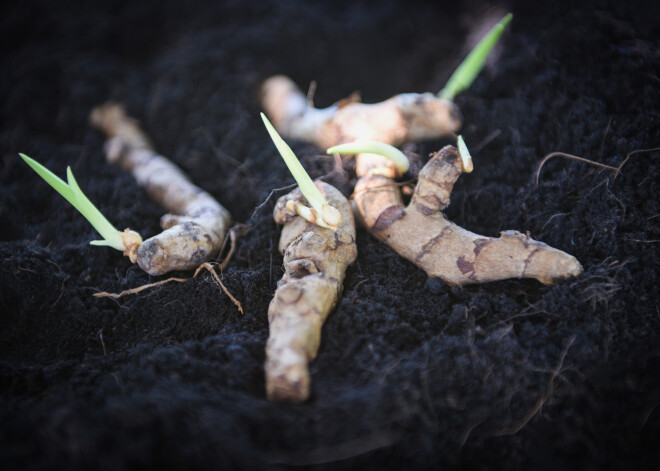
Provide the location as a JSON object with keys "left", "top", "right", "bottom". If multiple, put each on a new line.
{"left": 438, "top": 12, "right": 513, "bottom": 101}
{"left": 327, "top": 140, "right": 410, "bottom": 175}
{"left": 456, "top": 136, "right": 474, "bottom": 173}
{"left": 261, "top": 113, "right": 341, "bottom": 231}
{"left": 19, "top": 153, "right": 128, "bottom": 252}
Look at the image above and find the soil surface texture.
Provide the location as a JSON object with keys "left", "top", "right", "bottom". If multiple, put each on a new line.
{"left": 1, "top": 0, "right": 659, "bottom": 469}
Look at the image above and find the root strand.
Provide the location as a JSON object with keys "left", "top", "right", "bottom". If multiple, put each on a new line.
{"left": 535, "top": 152, "right": 617, "bottom": 186}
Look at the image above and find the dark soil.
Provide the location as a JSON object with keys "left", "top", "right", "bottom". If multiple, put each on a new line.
{"left": 1, "top": 0, "right": 659, "bottom": 469}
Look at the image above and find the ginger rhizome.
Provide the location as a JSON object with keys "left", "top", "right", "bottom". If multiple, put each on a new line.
{"left": 260, "top": 75, "right": 461, "bottom": 178}
{"left": 260, "top": 75, "right": 462, "bottom": 150}
{"left": 266, "top": 182, "right": 357, "bottom": 401}
{"left": 350, "top": 144, "right": 582, "bottom": 285}
{"left": 261, "top": 115, "right": 356, "bottom": 401}
{"left": 90, "top": 103, "right": 231, "bottom": 276}
{"left": 260, "top": 13, "right": 512, "bottom": 178}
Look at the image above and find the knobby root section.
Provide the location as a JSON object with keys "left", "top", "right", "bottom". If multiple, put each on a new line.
{"left": 260, "top": 75, "right": 462, "bottom": 178}
{"left": 352, "top": 146, "right": 583, "bottom": 285}
{"left": 266, "top": 182, "right": 357, "bottom": 402}
{"left": 90, "top": 103, "right": 232, "bottom": 276}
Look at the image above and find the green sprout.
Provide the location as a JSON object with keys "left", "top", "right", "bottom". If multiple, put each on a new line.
{"left": 261, "top": 113, "right": 341, "bottom": 231}
{"left": 327, "top": 136, "right": 473, "bottom": 176}
{"left": 456, "top": 135, "right": 474, "bottom": 173}
{"left": 438, "top": 12, "right": 513, "bottom": 101}
{"left": 19, "top": 153, "right": 142, "bottom": 259}
{"left": 327, "top": 140, "right": 410, "bottom": 175}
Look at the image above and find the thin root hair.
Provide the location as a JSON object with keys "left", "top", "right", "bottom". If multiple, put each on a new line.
{"left": 194, "top": 262, "right": 244, "bottom": 314}
{"left": 535, "top": 152, "right": 618, "bottom": 186}
{"left": 216, "top": 223, "right": 247, "bottom": 271}
{"left": 248, "top": 183, "right": 298, "bottom": 223}
{"left": 612, "top": 146, "right": 660, "bottom": 182}
{"left": 492, "top": 336, "right": 576, "bottom": 436}
{"left": 94, "top": 262, "right": 243, "bottom": 314}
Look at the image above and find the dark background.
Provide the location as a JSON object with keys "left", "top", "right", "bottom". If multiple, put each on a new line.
{"left": 1, "top": 0, "right": 659, "bottom": 469}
